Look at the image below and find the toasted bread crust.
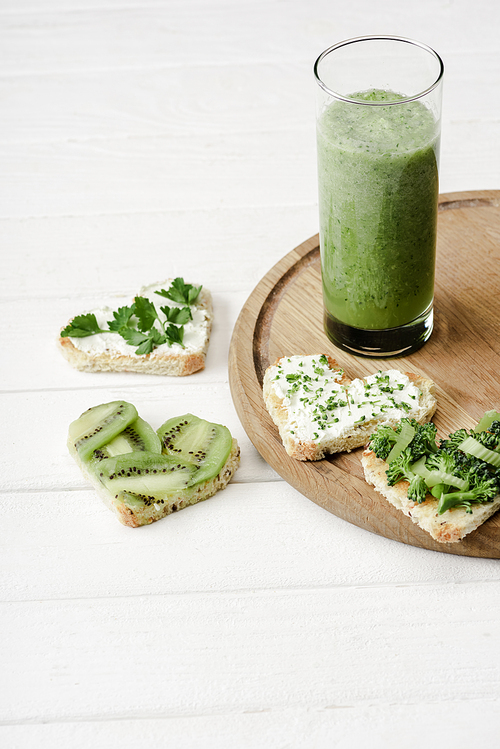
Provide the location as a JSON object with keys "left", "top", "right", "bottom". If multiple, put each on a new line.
{"left": 58, "top": 287, "right": 213, "bottom": 377}
{"left": 263, "top": 356, "right": 437, "bottom": 461}
{"left": 361, "top": 448, "right": 500, "bottom": 543}
{"left": 59, "top": 336, "right": 207, "bottom": 376}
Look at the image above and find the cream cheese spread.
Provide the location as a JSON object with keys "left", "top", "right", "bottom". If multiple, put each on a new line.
{"left": 267, "top": 354, "right": 422, "bottom": 443}
{"left": 68, "top": 281, "right": 210, "bottom": 358}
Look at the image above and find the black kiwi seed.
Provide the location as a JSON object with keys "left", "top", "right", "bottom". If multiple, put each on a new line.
{"left": 99, "top": 452, "right": 197, "bottom": 503}
{"left": 156, "top": 413, "right": 232, "bottom": 487}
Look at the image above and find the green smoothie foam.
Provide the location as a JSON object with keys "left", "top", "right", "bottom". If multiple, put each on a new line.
{"left": 317, "top": 89, "right": 439, "bottom": 331}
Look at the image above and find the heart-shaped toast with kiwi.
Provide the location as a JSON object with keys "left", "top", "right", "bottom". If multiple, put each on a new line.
{"left": 68, "top": 401, "right": 240, "bottom": 527}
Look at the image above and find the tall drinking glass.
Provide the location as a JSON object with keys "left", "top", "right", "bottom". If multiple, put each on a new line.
{"left": 314, "top": 36, "right": 444, "bottom": 356}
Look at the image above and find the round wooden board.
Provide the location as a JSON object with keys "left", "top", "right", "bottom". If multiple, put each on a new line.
{"left": 229, "top": 190, "right": 500, "bottom": 557}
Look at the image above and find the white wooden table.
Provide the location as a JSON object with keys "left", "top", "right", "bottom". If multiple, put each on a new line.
{"left": 2, "top": 1, "right": 500, "bottom": 746}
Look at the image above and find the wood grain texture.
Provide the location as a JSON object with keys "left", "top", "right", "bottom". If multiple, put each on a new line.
{"left": 229, "top": 190, "right": 500, "bottom": 557}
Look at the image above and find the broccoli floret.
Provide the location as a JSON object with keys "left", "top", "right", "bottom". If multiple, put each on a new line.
{"left": 488, "top": 420, "right": 500, "bottom": 438}
{"left": 490, "top": 463, "right": 500, "bottom": 485}
{"left": 407, "top": 474, "right": 428, "bottom": 504}
{"left": 425, "top": 449, "right": 459, "bottom": 476}
{"left": 446, "top": 445, "right": 500, "bottom": 488}
{"left": 444, "top": 446, "right": 477, "bottom": 472}
{"left": 407, "top": 421, "right": 438, "bottom": 461}
{"left": 438, "top": 473, "right": 500, "bottom": 514}
{"left": 440, "top": 428, "right": 470, "bottom": 451}
{"left": 380, "top": 417, "right": 500, "bottom": 514}
{"left": 370, "top": 418, "right": 438, "bottom": 463}
{"left": 474, "top": 412, "right": 500, "bottom": 434}
{"left": 473, "top": 428, "right": 500, "bottom": 451}
{"left": 385, "top": 446, "right": 428, "bottom": 503}
{"left": 440, "top": 441, "right": 496, "bottom": 481}
{"left": 385, "top": 446, "right": 413, "bottom": 486}
{"left": 432, "top": 440, "right": 500, "bottom": 513}
{"left": 368, "top": 424, "right": 399, "bottom": 461}
{"left": 464, "top": 457, "right": 500, "bottom": 493}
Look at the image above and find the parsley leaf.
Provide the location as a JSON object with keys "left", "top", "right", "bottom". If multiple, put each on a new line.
{"left": 107, "top": 305, "right": 135, "bottom": 332}
{"left": 135, "top": 328, "right": 167, "bottom": 355}
{"left": 133, "top": 296, "right": 158, "bottom": 332}
{"left": 159, "top": 305, "right": 192, "bottom": 325}
{"left": 155, "top": 277, "right": 202, "bottom": 305}
{"left": 165, "top": 323, "right": 184, "bottom": 347}
{"left": 60, "top": 313, "right": 106, "bottom": 338}
{"left": 134, "top": 338, "right": 155, "bottom": 356}
{"left": 119, "top": 328, "right": 151, "bottom": 347}
{"left": 120, "top": 327, "right": 168, "bottom": 355}
{"left": 61, "top": 283, "right": 194, "bottom": 355}
{"left": 119, "top": 321, "right": 184, "bottom": 352}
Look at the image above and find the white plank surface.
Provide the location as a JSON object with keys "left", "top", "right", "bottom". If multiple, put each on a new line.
{"left": 2, "top": 582, "right": 500, "bottom": 719}
{"left": 1, "top": 0, "right": 500, "bottom": 746}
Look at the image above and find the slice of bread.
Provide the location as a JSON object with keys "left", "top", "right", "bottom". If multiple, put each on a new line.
{"left": 58, "top": 281, "right": 213, "bottom": 377}
{"left": 263, "top": 354, "right": 437, "bottom": 461}
{"left": 69, "top": 436, "right": 240, "bottom": 528}
{"left": 361, "top": 448, "right": 500, "bottom": 543}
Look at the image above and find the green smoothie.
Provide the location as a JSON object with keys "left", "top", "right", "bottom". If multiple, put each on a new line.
{"left": 317, "top": 89, "right": 439, "bottom": 330}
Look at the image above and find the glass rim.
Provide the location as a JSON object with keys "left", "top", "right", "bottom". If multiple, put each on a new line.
{"left": 314, "top": 35, "right": 445, "bottom": 106}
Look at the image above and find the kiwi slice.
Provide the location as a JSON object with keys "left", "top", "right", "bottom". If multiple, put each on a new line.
{"left": 157, "top": 413, "right": 232, "bottom": 487}
{"left": 117, "top": 491, "right": 177, "bottom": 510}
{"left": 68, "top": 401, "right": 138, "bottom": 463}
{"left": 96, "top": 451, "right": 197, "bottom": 499}
{"left": 91, "top": 416, "right": 162, "bottom": 463}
